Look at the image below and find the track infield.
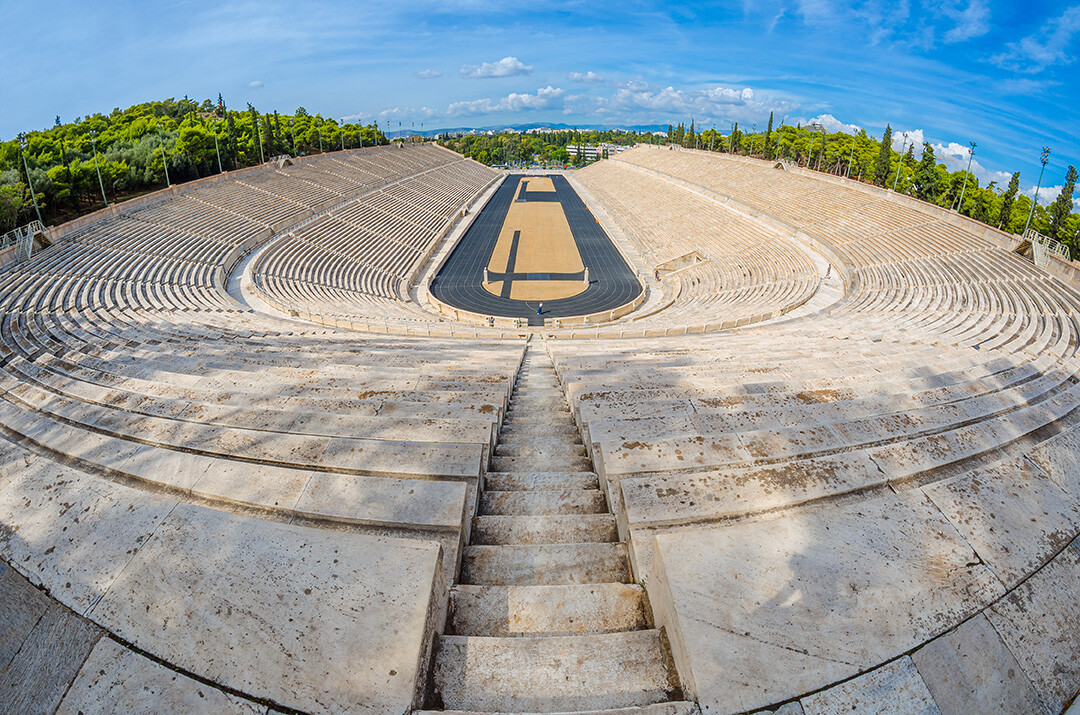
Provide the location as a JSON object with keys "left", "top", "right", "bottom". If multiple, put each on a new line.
{"left": 431, "top": 173, "right": 641, "bottom": 322}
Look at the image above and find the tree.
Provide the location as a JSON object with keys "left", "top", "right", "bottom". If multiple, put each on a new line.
{"left": 998, "top": 172, "right": 1020, "bottom": 230}
{"left": 764, "top": 112, "right": 774, "bottom": 159}
{"left": 875, "top": 125, "right": 893, "bottom": 186}
{"left": 1049, "top": 165, "right": 1077, "bottom": 242}
{"left": 912, "top": 142, "right": 938, "bottom": 202}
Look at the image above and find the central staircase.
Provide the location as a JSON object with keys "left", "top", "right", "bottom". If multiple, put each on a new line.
{"left": 425, "top": 339, "right": 692, "bottom": 713}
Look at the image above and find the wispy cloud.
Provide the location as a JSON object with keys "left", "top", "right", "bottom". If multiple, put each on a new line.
{"left": 415, "top": 69, "right": 442, "bottom": 79}
{"left": 991, "top": 5, "right": 1080, "bottom": 73}
{"left": 246, "top": 80, "right": 264, "bottom": 88}
{"left": 941, "top": 0, "right": 990, "bottom": 43}
{"left": 459, "top": 56, "right": 533, "bottom": 78}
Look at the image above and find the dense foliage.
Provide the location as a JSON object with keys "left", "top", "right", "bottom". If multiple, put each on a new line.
{"left": 1, "top": 97, "right": 388, "bottom": 233}
{"left": 437, "top": 129, "right": 659, "bottom": 168}
{"left": 443, "top": 117, "right": 1080, "bottom": 258}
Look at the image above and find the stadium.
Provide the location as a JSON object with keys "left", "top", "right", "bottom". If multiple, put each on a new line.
{"left": 0, "top": 132, "right": 1077, "bottom": 714}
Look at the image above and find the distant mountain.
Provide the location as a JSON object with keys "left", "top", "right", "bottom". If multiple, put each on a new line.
{"left": 386, "top": 122, "right": 667, "bottom": 138}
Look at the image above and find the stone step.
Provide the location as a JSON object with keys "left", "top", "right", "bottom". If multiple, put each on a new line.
{"left": 485, "top": 471, "right": 601, "bottom": 491}
{"left": 472, "top": 514, "right": 618, "bottom": 545}
{"left": 461, "top": 543, "right": 631, "bottom": 585}
{"left": 501, "top": 423, "right": 580, "bottom": 438}
{"left": 431, "top": 631, "right": 679, "bottom": 712}
{"left": 494, "top": 442, "right": 585, "bottom": 458}
{"left": 449, "top": 583, "right": 648, "bottom": 636}
{"left": 417, "top": 703, "right": 699, "bottom": 715}
{"left": 491, "top": 454, "right": 594, "bottom": 472}
{"left": 503, "top": 413, "right": 575, "bottom": 426}
{"left": 507, "top": 397, "right": 569, "bottom": 410}
{"left": 479, "top": 489, "right": 607, "bottom": 515}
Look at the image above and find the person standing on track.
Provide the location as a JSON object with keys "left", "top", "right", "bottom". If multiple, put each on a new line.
{"left": 538, "top": 302, "right": 543, "bottom": 315}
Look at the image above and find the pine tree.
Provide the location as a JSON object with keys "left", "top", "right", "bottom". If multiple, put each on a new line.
{"left": 912, "top": 142, "right": 938, "bottom": 202}
{"left": 1049, "top": 165, "right": 1078, "bottom": 242}
{"left": 875, "top": 125, "right": 893, "bottom": 186}
{"left": 998, "top": 172, "right": 1020, "bottom": 230}
{"left": 764, "top": 112, "right": 774, "bottom": 159}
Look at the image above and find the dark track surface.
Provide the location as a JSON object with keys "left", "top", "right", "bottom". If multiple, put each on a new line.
{"left": 431, "top": 174, "right": 641, "bottom": 323}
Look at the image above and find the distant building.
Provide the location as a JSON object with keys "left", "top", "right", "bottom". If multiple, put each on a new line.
{"left": 564, "top": 143, "right": 629, "bottom": 161}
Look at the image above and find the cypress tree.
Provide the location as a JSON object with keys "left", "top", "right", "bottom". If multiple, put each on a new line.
{"left": 913, "top": 142, "right": 938, "bottom": 202}
{"left": 998, "top": 172, "right": 1020, "bottom": 230}
{"left": 1048, "top": 165, "right": 1077, "bottom": 242}
{"left": 875, "top": 125, "right": 893, "bottom": 186}
{"left": 764, "top": 112, "right": 774, "bottom": 159}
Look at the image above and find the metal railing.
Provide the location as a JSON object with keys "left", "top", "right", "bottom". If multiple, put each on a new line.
{"left": 1026, "top": 228, "right": 1071, "bottom": 269}
{"left": 1, "top": 220, "right": 44, "bottom": 262}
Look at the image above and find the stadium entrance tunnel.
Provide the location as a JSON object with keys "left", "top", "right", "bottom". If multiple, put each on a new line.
{"left": 430, "top": 174, "right": 642, "bottom": 324}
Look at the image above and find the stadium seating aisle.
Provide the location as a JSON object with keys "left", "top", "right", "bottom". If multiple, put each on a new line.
{"left": 0, "top": 144, "right": 526, "bottom": 713}
{"left": 545, "top": 145, "right": 1080, "bottom": 713}
{"left": 2, "top": 138, "right": 1079, "bottom": 713}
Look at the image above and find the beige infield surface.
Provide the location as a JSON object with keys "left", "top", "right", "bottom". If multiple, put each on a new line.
{"left": 483, "top": 179, "right": 587, "bottom": 301}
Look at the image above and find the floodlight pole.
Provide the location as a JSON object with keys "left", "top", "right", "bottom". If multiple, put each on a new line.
{"left": 750, "top": 123, "right": 757, "bottom": 157}
{"left": 341, "top": 120, "right": 346, "bottom": 151}
{"left": 318, "top": 120, "right": 324, "bottom": 153}
{"left": 1024, "top": 146, "right": 1051, "bottom": 235}
{"left": 159, "top": 130, "right": 171, "bottom": 188}
{"left": 290, "top": 118, "right": 297, "bottom": 156}
{"left": 213, "top": 121, "right": 223, "bottom": 174}
{"left": 957, "top": 141, "right": 976, "bottom": 213}
{"left": 846, "top": 135, "right": 855, "bottom": 178}
{"left": 89, "top": 129, "right": 109, "bottom": 206}
{"left": 893, "top": 134, "right": 907, "bottom": 191}
{"left": 17, "top": 134, "right": 43, "bottom": 224}
{"left": 256, "top": 117, "right": 265, "bottom": 163}
{"left": 807, "top": 132, "right": 815, "bottom": 169}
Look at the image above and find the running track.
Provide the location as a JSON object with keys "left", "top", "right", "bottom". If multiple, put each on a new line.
{"left": 430, "top": 174, "right": 641, "bottom": 324}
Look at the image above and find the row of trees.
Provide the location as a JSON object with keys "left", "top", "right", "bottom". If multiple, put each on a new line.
{"left": 1, "top": 97, "right": 389, "bottom": 233}
{"left": 439, "top": 129, "right": 650, "bottom": 168}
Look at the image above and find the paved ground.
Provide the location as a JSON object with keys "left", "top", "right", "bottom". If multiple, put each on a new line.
{"left": 431, "top": 174, "right": 641, "bottom": 324}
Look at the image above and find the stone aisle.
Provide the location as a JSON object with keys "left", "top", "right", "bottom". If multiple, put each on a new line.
{"left": 427, "top": 339, "right": 692, "bottom": 713}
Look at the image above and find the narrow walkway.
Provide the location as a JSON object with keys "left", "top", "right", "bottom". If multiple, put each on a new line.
{"left": 426, "top": 339, "right": 692, "bottom": 713}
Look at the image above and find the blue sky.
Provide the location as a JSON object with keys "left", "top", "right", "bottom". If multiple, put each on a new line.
{"left": 2, "top": 0, "right": 1078, "bottom": 196}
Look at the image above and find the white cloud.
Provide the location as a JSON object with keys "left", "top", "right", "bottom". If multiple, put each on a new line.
{"left": 568, "top": 71, "right": 604, "bottom": 83}
{"left": 991, "top": 5, "right": 1080, "bottom": 73}
{"left": 460, "top": 56, "right": 533, "bottom": 78}
{"left": 446, "top": 85, "right": 565, "bottom": 116}
{"left": 933, "top": 141, "right": 1010, "bottom": 186}
{"left": 1031, "top": 185, "right": 1064, "bottom": 201}
{"left": 606, "top": 82, "right": 798, "bottom": 124}
{"left": 891, "top": 128, "right": 924, "bottom": 151}
{"left": 941, "top": 0, "right": 990, "bottom": 43}
{"left": 415, "top": 69, "right": 442, "bottom": 79}
{"left": 246, "top": 80, "right": 264, "bottom": 89}
{"left": 798, "top": 113, "right": 862, "bottom": 134}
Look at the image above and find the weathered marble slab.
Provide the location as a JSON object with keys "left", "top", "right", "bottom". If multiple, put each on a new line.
{"left": 649, "top": 489, "right": 1003, "bottom": 712}
{"left": 618, "top": 451, "right": 883, "bottom": 532}
{"left": 0, "top": 564, "right": 50, "bottom": 672}
{"left": 57, "top": 637, "right": 266, "bottom": 715}
{"left": 295, "top": 471, "right": 468, "bottom": 531}
{"left": 0, "top": 448, "right": 178, "bottom": 614}
{"left": 923, "top": 456, "right": 1080, "bottom": 589}
{"left": 910, "top": 613, "right": 1046, "bottom": 715}
{"left": 90, "top": 503, "right": 446, "bottom": 714}
{"left": 595, "top": 434, "right": 752, "bottom": 479}
{"left": 800, "top": 657, "right": 939, "bottom": 715}
{"left": 1026, "top": 423, "right": 1080, "bottom": 496}
{"left": 986, "top": 539, "right": 1080, "bottom": 714}
{"left": 0, "top": 601, "right": 102, "bottom": 714}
